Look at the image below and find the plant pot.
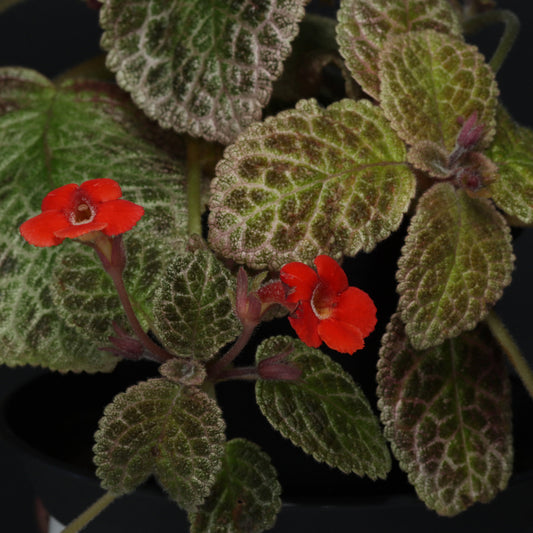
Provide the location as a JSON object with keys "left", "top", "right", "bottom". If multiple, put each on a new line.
{"left": 1, "top": 359, "right": 533, "bottom": 533}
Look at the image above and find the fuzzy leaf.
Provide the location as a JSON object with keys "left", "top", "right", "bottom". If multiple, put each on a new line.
{"left": 0, "top": 68, "right": 187, "bottom": 372}
{"left": 377, "top": 314, "right": 512, "bottom": 516}
{"left": 209, "top": 98, "right": 416, "bottom": 270}
{"left": 153, "top": 250, "right": 241, "bottom": 360}
{"left": 93, "top": 379, "right": 226, "bottom": 511}
{"left": 397, "top": 183, "right": 514, "bottom": 350}
{"left": 337, "top": 0, "right": 461, "bottom": 100}
{"left": 255, "top": 336, "right": 391, "bottom": 478}
{"left": 488, "top": 106, "right": 533, "bottom": 224}
{"left": 379, "top": 30, "right": 498, "bottom": 151}
{"left": 189, "top": 439, "right": 281, "bottom": 533}
{"left": 100, "top": 0, "right": 306, "bottom": 145}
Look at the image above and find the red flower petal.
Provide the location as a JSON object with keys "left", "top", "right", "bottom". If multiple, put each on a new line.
{"left": 80, "top": 178, "right": 123, "bottom": 203}
{"left": 95, "top": 199, "right": 144, "bottom": 235}
{"left": 41, "top": 183, "right": 78, "bottom": 211}
{"left": 317, "top": 318, "right": 365, "bottom": 354}
{"left": 288, "top": 301, "right": 321, "bottom": 348}
{"left": 314, "top": 255, "right": 348, "bottom": 294}
{"left": 54, "top": 220, "right": 107, "bottom": 239}
{"left": 280, "top": 261, "right": 318, "bottom": 303}
{"left": 332, "top": 286, "right": 377, "bottom": 338}
{"left": 20, "top": 211, "right": 70, "bottom": 247}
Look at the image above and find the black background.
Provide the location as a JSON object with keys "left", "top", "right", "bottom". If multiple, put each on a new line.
{"left": 0, "top": 1, "right": 532, "bottom": 532}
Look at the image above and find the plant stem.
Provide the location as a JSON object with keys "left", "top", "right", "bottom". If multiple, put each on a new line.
{"left": 61, "top": 491, "right": 118, "bottom": 533}
{"left": 486, "top": 310, "right": 533, "bottom": 401}
{"left": 215, "top": 366, "right": 260, "bottom": 382}
{"left": 108, "top": 266, "right": 174, "bottom": 363}
{"left": 186, "top": 137, "right": 203, "bottom": 238}
{"left": 463, "top": 9, "right": 520, "bottom": 74}
{"left": 207, "top": 323, "right": 256, "bottom": 381}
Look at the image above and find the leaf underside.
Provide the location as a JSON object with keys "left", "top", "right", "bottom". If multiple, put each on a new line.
{"left": 255, "top": 336, "right": 391, "bottom": 479}
{"left": 397, "top": 182, "right": 514, "bottom": 350}
{"left": 0, "top": 68, "right": 188, "bottom": 372}
{"left": 100, "top": 0, "right": 307, "bottom": 144}
{"left": 208, "top": 97, "right": 416, "bottom": 270}
{"left": 189, "top": 438, "right": 282, "bottom": 533}
{"left": 93, "top": 379, "right": 226, "bottom": 511}
{"left": 337, "top": 0, "right": 461, "bottom": 100}
{"left": 377, "top": 314, "right": 512, "bottom": 516}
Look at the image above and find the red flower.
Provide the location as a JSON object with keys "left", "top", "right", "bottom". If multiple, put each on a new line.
{"left": 20, "top": 178, "right": 144, "bottom": 247}
{"left": 280, "top": 255, "right": 376, "bottom": 354}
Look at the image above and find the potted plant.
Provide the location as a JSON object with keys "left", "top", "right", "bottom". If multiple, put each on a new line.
{"left": 1, "top": 0, "right": 532, "bottom": 532}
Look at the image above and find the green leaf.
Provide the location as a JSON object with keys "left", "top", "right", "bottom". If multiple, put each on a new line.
{"left": 379, "top": 30, "right": 498, "bottom": 151}
{"left": 255, "top": 336, "right": 391, "bottom": 478}
{"left": 153, "top": 250, "right": 241, "bottom": 360}
{"left": 397, "top": 183, "right": 514, "bottom": 350}
{"left": 487, "top": 106, "right": 533, "bottom": 224}
{"left": 100, "top": 0, "right": 307, "bottom": 145}
{"left": 189, "top": 439, "right": 281, "bottom": 533}
{"left": 209, "top": 98, "right": 416, "bottom": 270}
{"left": 337, "top": 0, "right": 461, "bottom": 100}
{"left": 0, "top": 68, "right": 188, "bottom": 372}
{"left": 93, "top": 378, "right": 226, "bottom": 511}
{"left": 377, "top": 314, "right": 512, "bottom": 516}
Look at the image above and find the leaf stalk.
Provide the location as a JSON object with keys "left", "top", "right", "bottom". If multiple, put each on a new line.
{"left": 463, "top": 9, "right": 520, "bottom": 74}
{"left": 61, "top": 491, "right": 118, "bottom": 533}
{"left": 486, "top": 310, "right": 533, "bottom": 401}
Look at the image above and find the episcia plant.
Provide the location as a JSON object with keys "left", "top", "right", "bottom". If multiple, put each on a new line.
{"left": 1, "top": 0, "right": 532, "bottom": 530}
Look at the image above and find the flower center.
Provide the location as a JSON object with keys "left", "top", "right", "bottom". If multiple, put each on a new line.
{"left": 71, "top": 201, "right": 95, "bottom": 225}
{"left": 310, "top": 282, "right": 335, "bottom": 320}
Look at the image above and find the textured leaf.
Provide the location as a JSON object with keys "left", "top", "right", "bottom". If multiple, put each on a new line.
{"left": 0, "top": 68, "right": 187, "bottom": 372}
{"left": 255, "top": 336, "right": 391, "bottom": 478}
{"left": 377, "top": 314, "right": 512, "bottom": 516}
{"left": 189, "top": 439, "right": 281, "bottom": 533}
{"left": 153, "top": 250, "right": 241, "bottom": 360}
{"left": 100, "top": 0, "right": 307, "bottom": 144}
{"left": 93, "top": 379, "right": 226, "bottom": 511}
{"left": 209, "top": 98, "right": 416, "bottom": 270}
{"left": 397, "top": 183, "right": 514, "bottom": 350}
{"left": 337, "top": 0, "right": 461, "bottom": 99}
{"left": 379, "top": 30, "right": 498, "bottom": 151}
{"left": 488, "top": 106, "right": 533, "bottom": 224}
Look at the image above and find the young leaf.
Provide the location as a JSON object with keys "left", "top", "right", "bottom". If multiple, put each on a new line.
{"left": 209, "top": 98, "right": 416, "bottom": 270}
{"left": 0, "top": 68, "right": 188, "bottom": 372}
{"left": 255, "top": 336, "right": 391, "bottom": 479}
{"left": 379, "top": 30, "right": 498, "bottom": 151}
{"left": 153, "top": 250, "right": 241, "bottom": 360}
{"left": 397, "top": 183, "right": 513, "bottom": 350}
{"left": 377, "top": 314, "right": 512, "bottom": 516}
{"left": 100, "top": 0, "right": 306, "bottom": 145}
{"left": 487, "top": 106, "right": 533, "bottom": 224}
{"left": 337, "top": 0, "right": 461, "bottom": 100}
{"left": 189, "top": 439, "right": 281, "bottom": 533}
{"left": 93, "top": 379, "right": 226, "bottom": 511}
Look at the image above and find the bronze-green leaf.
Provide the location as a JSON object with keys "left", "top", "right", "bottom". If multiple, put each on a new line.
{"left": 189, "top": 439, "right": 281, "bottom": 533}
{"left": 93, "top": 379, "right": 226, "bottom": 511}
{"left": 379, "top": 30, "right": 498, "bottom": 151}
{"left": 377, "top": 314, "right": 512, "bottom": 516}
{"left": 208, "top": 98, "right": 416, "bottom": 270}
{"left": 255, "top": 336, "right": 391, "bottom": 478}
{"left": 0, "top": 68, "right": 187, "bottom": 372}
{"left": 337, "top": 0, "right": 461, "bottom": 100}
{"left": 488, "top": 106, "right": 533, "bottom": 224}
{"left": 100, "top": 0, "right": 306, "bottom": 144}
{"left": 397, "top": 183, "right": 513, "bottom": 349}
{"left": 153, "top": 250, "right": 241, "bottom": 360}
